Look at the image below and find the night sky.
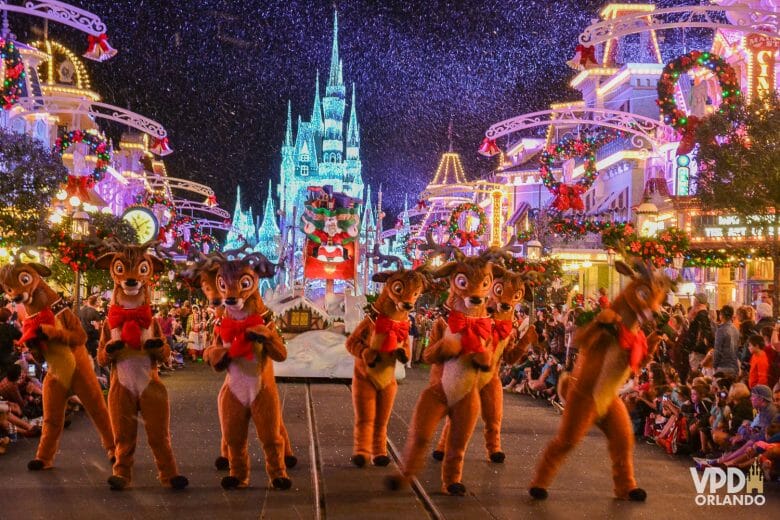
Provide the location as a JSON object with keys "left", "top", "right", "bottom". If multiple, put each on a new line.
{"left": 11, "top": 0, "right": 701, "bottom": 223}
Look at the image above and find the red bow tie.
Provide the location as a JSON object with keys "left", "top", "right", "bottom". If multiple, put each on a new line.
{"left": 448, "top": 311, "right": 492, "bottom": 354}
{"left": 220, "top": 315, "right": 265, "bottom": 361}
{"left": 108, "top": 304, "right": 152, "bottom": 350}
{"left": 20, "top": 307, "right": 56, "bottom": 350}
{"left": 375, "top": 315, "right": 410, "bottom": 353}
{"left": 492, "top": 319, "right": 514, "bottom": 346}
{"left": 617, "top": 323, "right": 648, "bottom": 375}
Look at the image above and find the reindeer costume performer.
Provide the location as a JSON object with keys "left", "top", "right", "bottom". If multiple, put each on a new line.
{"left": 434, "top": 263, "right": 537, "bottom": 463}
{"left": 96, "top": 243, "right": 188, "bottom": 490}
{"left": 529, "top": 260, "right": 669, "bottom": 501}
{"left": 186, "top": 250, "right": 296, "bottom": 475}
{"left": 0, "top": 262, "right": 115, "bottom": 471}
{"left": 387, "top": 252, "right": 498, "bottom": 496}
{"left": 202, "top": 253, "right": 292, "bottom": 490}
{"left": 346, "top": 251, "right": 428, "bottom": 467}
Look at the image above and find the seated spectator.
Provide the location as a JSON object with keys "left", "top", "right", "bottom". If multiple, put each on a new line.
{"left": 0, "top": 364, "right": 25, "bottom": 410}
{"left": 0, "top": 308, "right": 20, "bottom": 377}
{"left": 687, "top": 384, "right": 713, "bottom": 456}
{"left": 748, "top": 334, "right": 770, "bottom": 388}
{"left": 528, "top": 353, "right": 561, "bottom": 397}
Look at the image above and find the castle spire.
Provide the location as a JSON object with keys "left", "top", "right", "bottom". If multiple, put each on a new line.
{"left": 328, "top": 11, "right": 341, "bottom": 87}
{"left": 225, "top": 186, "right": 245, "bottom": 250}
{"left": 256, "top": 183, "right": 281, "bottom": 260}
{"left": 311, "top": 70, "right": 324, "bottom": 134}
{"left": 361, "top": 184, "right": 375, "bottom": 232}
{"left": 347, "top": 83, "right": 359, "bottom": 146}
{"left": 284, "top": 100, "right": 292, "bottom": 146}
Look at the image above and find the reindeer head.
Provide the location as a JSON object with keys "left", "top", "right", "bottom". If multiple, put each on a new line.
{"left": 372, "top": 268, "right": 429, "bottom": 313}
{"left": 431, "top": 256, "right": 496, "bottom": 312}
{"left": 487, "top": 267, "right": 528, "bottom": 315}
{"left": 614, "top": 259, "right": 674, "bottom": 324}
{"left": 0, "top": 262, "right": 58, "bottom": 309}
{"left": 215, "top": 253, "right": 276, "bottom": 313}
{"left": 95, "top": 244, "right": 164, "bottom": 305}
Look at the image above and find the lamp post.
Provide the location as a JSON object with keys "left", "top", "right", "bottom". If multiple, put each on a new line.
{"left": 607, "top": 248, "right": 616, "bottom": 300}
{"left": 70, "top": 210, "right": 90, "bottom": 312}
{"left": 526, "top": 239, "right": 543, "bottom": 317}
{"left": 634, "top": 197, "right": 659, "bottom": 238}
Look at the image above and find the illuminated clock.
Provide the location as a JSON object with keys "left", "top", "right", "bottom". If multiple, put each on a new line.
{"left": 122, "top": 206, "right": 160, "bottom": 244}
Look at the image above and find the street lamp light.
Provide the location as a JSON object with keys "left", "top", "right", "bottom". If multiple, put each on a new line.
{"left": 526, "top": 239, "right": 542, "bottom": 261}
{"left": 168, "top": 269, "right": 176, "bottom": 282}
{"left": 634, "top": 197, "right": 659, "bottom": 237}
{"left": 70, "top": 210, "right": 90, "bottom": 311}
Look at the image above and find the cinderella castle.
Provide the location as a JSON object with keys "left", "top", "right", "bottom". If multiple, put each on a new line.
{"left": 226, "top": 12, "right": 375, "bottom": 281}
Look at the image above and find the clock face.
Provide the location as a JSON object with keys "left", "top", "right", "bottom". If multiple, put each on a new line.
{"left": 122, "top": 207, "right": 159, "bottom": 244}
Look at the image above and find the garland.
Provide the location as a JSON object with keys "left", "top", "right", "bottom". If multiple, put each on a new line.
{"left": 424, "top": 219, "right": 451, "bottom": 245}
{"left": 503, "top": 256, "right": 563, "bottom": 288}
{"left": 656, "top": 51, "right": 740, "bottom": 155}
{"left": 539, "top": 129, "right": 622, "bottom": 211}
{"left": 1, "top": 38, "right": 25, "bottom": 109}
{"left": 403, "top": 235, "right": 428, "bottom": 263}
{"left": 448, "top": 203, "right": 487, "bottom": 247}
{"left": 622, "top": 227, "right": 689, "bottom": 268}
{"left": 54, "top": 129, "right": 111, "bottom": 182}
{"left": 167, "top": 214, "right": 218, "bottom": 253}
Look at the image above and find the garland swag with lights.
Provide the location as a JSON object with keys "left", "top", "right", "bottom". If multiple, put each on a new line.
{"left": 448, "top": 203, "right": 488, "bottom": 247}
{"left": 1, "top": 38, "right": 25, "bottom": 109}
{"left": 54, "top": 129, "right": 111, "bottom": 182}
{"left": 656, "top": 51, "right": 740, "bottom": 155}
{"left": 539, "top": 129, "right": 623, "bottom": 211}
{"left": 52, "top": 213, "right": 137, "bottom": 272}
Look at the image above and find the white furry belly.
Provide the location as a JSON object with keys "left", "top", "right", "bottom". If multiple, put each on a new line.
{"left": 591, "top": 345, "right": 631, "bottom": 417}
{"left": 367, "top": 355, "right": 396, "bottom": 390}
{"left": 116, "top": 357, "right": 152, "bottom": 397}
{"left": 441, "top": 356, "right": 479, "bottom": 406}
{"left": 227, "top": 359, "right": 261, "bottom": 407}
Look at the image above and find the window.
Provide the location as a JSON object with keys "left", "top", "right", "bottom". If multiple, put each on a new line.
{"left": 299, "top": 152, "right": 309, "bottom": 162}
{"left": 300, "top": 165, "right": 309, "bottom": 176}
{"left": 290, "top": 309, "right": 312, "bottom": 330}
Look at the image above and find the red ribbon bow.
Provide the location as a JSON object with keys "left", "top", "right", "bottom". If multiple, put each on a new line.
{"left": 65, "top": 175, "right": 95, "bottom": 202}
{"left": 617, "top": 323, "right": 648, "bottom": 375}
{"left": 220, "top": 315, "right": 266, "bottom": 361}
{"left": 20, "top": 307, "right": 56, "bottom": 350}
{"left": 492, "top": 319, "right": 514, "bottom": 346}
{"left": 107, "top": 304, "right": 153, "bottom": 350}
{"left": 676, "top": 115, "right": 701, "bottom": 155}
{"left": 478, "top": 137, "right": 500, "bottom": 157}
{"left": 87, "top": 33, "right": 111, "bottom": 53}
{"left": 448, "top": 311, "right": 492, "bottom": 354}
{"left": 151, "top": 137, "right": 173, "bottom": 156}
{"left": 374, "top": 315, "right": 410, "bottom": 353}
{"left": 552, "top": 184, "right": 585, "bottom": 212}
{"left": 575, "top": 44, "right": 598, "bottom": 67}
{"left": 456, "top": 230, "right": 480, "bottom": 247}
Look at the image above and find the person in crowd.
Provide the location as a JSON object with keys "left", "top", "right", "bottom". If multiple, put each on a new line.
{"left": 712, "top": 305, "right": 740, "bottom": 379}
{"left": 755, "top": 302, "right": 774, "bottom": 332}
{"left": 748, "top": 334, "right": 770, "bottom": 388}
{"left": 0, "top": 364, "right": 26, "bottom": 410}
{"left": 687, "top": 384, "right": 713, "bottom": 456}
{"left": 158, "top": 308, "right": 175, "bottom": 356}
{"left": 186, "top": 306, "right": 206, "bottom": 361}
{"left": 763, "top": 326, "right": 780, "bottom": 389}
{"left": 406, "top": 312, "right": 417, "bottom": 369}
{"left": 736, "top": 305, "right": 757, "bottom": 372}
{"left": 77, "top": 295, "right": 103, "bottom": 358}
{"left": 683, "top": 294, "right": 714, "bottom": 376}
{"left": 0, "top": 308, "right": 21, "bottom": 377}
{"left": 596, "top": 287, "right": 609, "bottom": 309}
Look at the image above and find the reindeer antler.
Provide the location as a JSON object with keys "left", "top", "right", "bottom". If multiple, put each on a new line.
{"left": 370, "top": 243, "right": 404, "bottom": 271}
{"left": 243, "top": 252, "right": 277, "bottom": 279}
{"left": 420, "top": 227, "right": 465, "bottom": 263}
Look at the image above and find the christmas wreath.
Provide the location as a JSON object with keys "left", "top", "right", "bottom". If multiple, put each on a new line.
{"left": 1, "top": 38, "right": 25, "bottom": 109}
{"left": 539, "top": 129, "right": 622, "bottom": 211}
{"left": 656, "top": 51, "right": 740, "bottom": 155}
{"left": 448, "top": 203, "right": 488, "bottom": 247}
{"left": 403, "top": 235, "right": 428, "bottom": 263}
{"left": 424, "top": 219, "right": 451, "bottom": 245}
{"left": 54, "top": 129, "right": 112, "bottom": 182}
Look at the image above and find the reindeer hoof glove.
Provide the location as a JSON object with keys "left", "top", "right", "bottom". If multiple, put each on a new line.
{"left": 215, "top": 456, "right": 229, "bottom": 471}
{"left": 285, "top": 455, "right": 298, "bottom": 468}
{"left": 27, "top": 459, "right": 46, "bottom": 471}
{"left": 108, "top": 475, "right": 128, "bottom": 491}
{"left": 105, "top": 341, "right": 125, "bottom": 354}
{"left": 373, "top": 455, "right": 391, "bottom": 467}
{"left": 447, "top": 482, "right": 466, "bottom": 496}
{"left": 144, "top": 338, "right": 164, "bottom": 350}
{"left": 351, "top": 454, "right": 367, "bottom": 467}
{"left": 529, "top": 487, "right": 548, "bottom": 500}
{"left": 170, "top": 475, "right": 189, "bottom": 490}
{"left": 394, "top": 348, "right": 409, "bottom": 364}
{"left": 489, "top": 451, "right": 506, "bottom": 463}
{"left": 432, "top": 450, "right": 444, "bottom": 461}
{"left": 628, "top": 488, "right": 647, "bottom": 501}
{"left": 221, "top": 476, "right": 241, "bottom": 489}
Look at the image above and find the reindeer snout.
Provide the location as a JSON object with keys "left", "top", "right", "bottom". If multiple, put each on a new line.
{"left": 224, "top": 297, "right": 238, "bottom": 306}
{"left": 500, "top": 303, "right": 512, "bottom": 312}
{"left": 125, "top": 279, "right": 139, "bottom": 287}
{"left": 12, "top": 294, "right": 23, "bottom": 303}
{"left": 211, "top": 298, "right": 223, "bottom": 306}
{"left": 401, "top": 302, "right": 414, "bottom": 311}
{"left": 469, "top": 297, "right": 483, "bottom": 305}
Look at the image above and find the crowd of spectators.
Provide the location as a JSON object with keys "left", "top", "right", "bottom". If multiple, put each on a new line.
{"left": 0, "top": 294, "right": 215, "bottom": 456}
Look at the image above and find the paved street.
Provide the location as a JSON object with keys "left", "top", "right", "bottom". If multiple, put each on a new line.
{"left": 1, "top": 364, "right": 777, "bottom": 519}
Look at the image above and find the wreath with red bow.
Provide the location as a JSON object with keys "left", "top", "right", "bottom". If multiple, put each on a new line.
{"left": 1, "top": 38, "right": 25, "bottom": 109}
{"left": 656, "top": 51, "right": 740, "bottom": 155}
{"left": 539, "top": 130, "right": 621, "bottom": 212}
{"left": 54, "top": 129, "right": 111, "bottom": 182}
{"left": 403, "top": 236, "right": 428, "bottom": 263}
{"left": 448, "top": 203, "right": 487, "bottom": 247}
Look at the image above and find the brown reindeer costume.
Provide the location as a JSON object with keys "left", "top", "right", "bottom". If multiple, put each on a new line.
{"left": 434, "top": 266, "right": 537, "bottom": 463}
{"left": 96, "top": 243, "right": 188, "bottom": 490}
{"left": 0, "top": 262, "right": 115, "bottom": 471}
{"left": 346, "top": 261, "right": 428, "bottom": 468}
{"left": 387, "top": 254, "right": 498, "bottom": 496}
{"left": 202, "top": 253, "right": 292, "bottom": 490}
{"left": 529, "top": 260, "right": 670, "bottom": 501}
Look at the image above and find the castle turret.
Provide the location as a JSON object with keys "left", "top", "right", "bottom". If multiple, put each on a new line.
{"left": 225, "top": 186, "right": 246, "bottom": 250}
{"left": 322, "top": 11, "right": 346, "bottom": 168}
{"left": 279, "top": 100, "right": 295, "bottom": 219}
{"left": 311, "top": 70, "right": 324, "bottom": 136}
{"left": 344, "top": 83, "right": 362, "bottom": 194}
{"left": 255, "top": 183, "right": 281, "bottom": 262}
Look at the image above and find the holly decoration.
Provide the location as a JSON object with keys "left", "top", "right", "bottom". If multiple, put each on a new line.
{"left": 1, "top": 38, "right": 25, "bottom": 109}
{"left": 54, "top": 129, "right": 111, "bottom": 182}
{"left": 448, "top": 203, "right": 488, "bottom": 247}
{"left": 656, "top": 51, "right": 740, "bottom": 155}
{"left": 539, "top": 129, "right": 622, "bottom": 211}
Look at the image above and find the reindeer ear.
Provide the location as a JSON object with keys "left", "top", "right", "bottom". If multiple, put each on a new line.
{"left": 94, "top": 253, "right": 115, "bottom": 270}
{"left": 147, "top": 254, "right": 165, "bottom": 274}
{"left": 372, "top": 271, "right": 393, "bottom": 283}
{"left": 615, "top": 260, "right": 636, "bottom": 278}
{"left": 430, "top": 261, "right": 458, "bottom": 280}
{"left": 27, "top": 263, "right": 51, "bottom": 278}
